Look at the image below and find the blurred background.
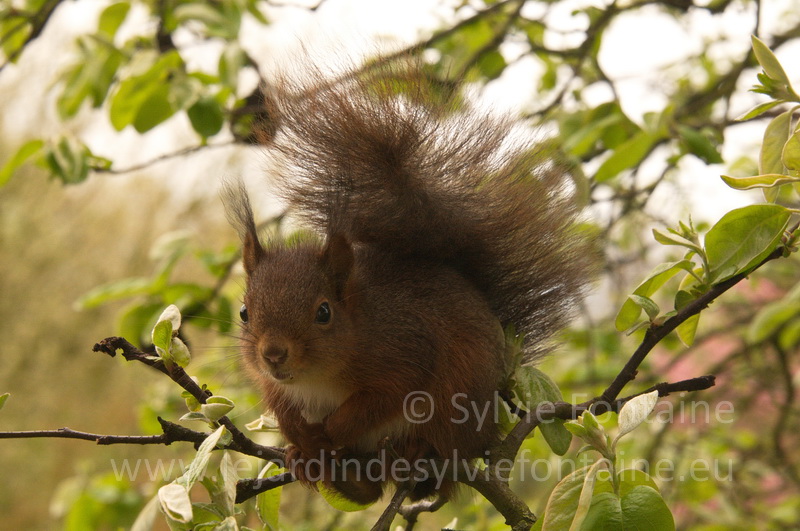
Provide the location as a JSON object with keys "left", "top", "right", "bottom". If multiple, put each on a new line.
{"left": 1, "top": 0, "right": 799, "bottom": 529}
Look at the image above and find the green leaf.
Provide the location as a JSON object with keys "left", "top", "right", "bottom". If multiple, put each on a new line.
{"left": 747, "top": 299, "right": 800, "bottom": 344}
{"left": 131, "top": 494, "right": 161, "bottom": 531}
{"left": 704, "top": 204, "right": 791, "bottom": 282}
{"left": 563, "top": 111, "right": 627, "bottom": 157}
{"left": 318, "top": 483, "right": 375, "bottom": 512}
{"left": 594, "top": 131, "right": 658, "bottom": 182}
{"left": 180, "top": 411, "right": 209, "bottom": 422}
{"left": 779, "top": 319, "right": 800, "bottom": 350}
{"left": 676, "top": 313, "right": 700, "bottom": 347}
{"left": 514, "top": 366, "right": 563, "bottom": 406}
{"left": 615, "top": 391, "right": 658, "bottom": 443}
{"left": 542, "top": 464, "right": 607, "bottom": 531}
{"left": 615, "top": 260, "right": 695, "bottom": 331}
{"left": 573, "top": 460, "right": 609, "bottom": 530}
{"left": 151, "top": 319, "right": 173, "bottom": 354}
{"left": 158, "top": 304, "right": 181, "bottom": 331}
{"left": 179, "top": 425, "right": 227, "bottom": 489}
{"left": 219, "top": 452, "right": 237, "bottom": 516}
{"left": 215, "top": 296, "right": 233, "bottom": 334}
{"left": 98, "top": 2, "right": 130, "bottom": 38}
{"left": 514, "top": 367, "right": 572, "bottom": 455}
{"left": 0, "top": 15, "right": 32, "bottom": 61}
{"left": 652, "top": 228, "right": 702, "bottom": 254}
{"left": 540, "top": 420, "right": 572, "bottom": 456}
{"left": 171, "top": 337, "right": 191, "bottom": 367}
{"left": 188, "top": 96, "right": 225, "bottom": 139}
{"left": 564, "top": 422, "right": 588, "bottom": 439}
{"left": 721, "top": 173, "right": 800, "bottom": 190}
{"left": 674, "top": 279, "right": 698, "bottom": 307}
{"left": 246, "top": 414, "right": 278, "bottom": 432}
{"left": 496, "top": 398, "right": 518, "bottom": 435}
{"left": 185, "top": 393, "right": 201, "bottom": 412}
{"left": 782, "top": 131, "right": 800, "bottom": 171}
{"left": 677, "top": 126, "right": 723, "bottom": 164}
{"left": 246, "top": 0, "right": 270, "bottom": 24}
{"left": 476, "top": 49, "right": 506, "bottom": 81}
{"left": 157, "top": 304, "right": 182, "bottom": 330}
{"left": 627, "top": 295, "right": 660, "bottom": 321}
{"left": 158, "top": 483, "right": 193, "bottom": 523}
{"left": 0, "top": 392, "right": 9, "bottom": 411}
{"left": 0, "top": 139, "right": 43, "bottom": 186}
{"left": 174, "top": 3, "right": 240, "bottom": 39}
{"left": 572, "top": 412, "right": 609, "bottom": 458}
{"left": 201, "top": 396, "right": 235, "bottom": 421}
{"left": 43, "top": 137, "right": 92, "bottom": 184}
{"left": 620, "top": 485, "right": 675, "bottom": 531}
{"left": 759, "top": 110, "right": 793, "bottom": 175}
{"left": 133, "top": 85, "right": 174, "bottom": 133}
{"left": 578, "top": 492, "right": 623, "bottom": 531}
{"left": 57, "top": 37, "right": 124, "bottom": 117}
{"left": 751, "top": 35, "right": 792, "bottom": 87}
{"left": 735, "top": 100, "right": 783, "bottom": 122}
{"left": 617, "top": 469, "right": 660, "bottom": 497}
{"left": 174, "top": 4, "right": 229, "bottom": 29}
{"left": 110, "top": 51, "right": 182, "bottom": 131}
{"left": 219, "top": 41, "right": 245, "bottom": 90}
{"left": 256, "top": 463, "right": 283, "bottom": 530}
{"left": 213, "top": 516, "right": 239, "bottom": 530}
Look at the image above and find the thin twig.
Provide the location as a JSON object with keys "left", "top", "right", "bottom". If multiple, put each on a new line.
{"left": 0, "top": 0, "right": 65, "bottom": 73}
{"left": 91, "top": 141, "right": 238, "bottom": 175}
{"left": 497, "top": 375, "right": 717, "bottom": 462}
{"left": 599, "top": 247, "right": 785, "bottom": 405}
{"left": 0, "top": 428, "right": 168, "bottom": 444}
{"left": 92, "top": 336, "right": 285, "bottom": 461}
{"left": 235, "top": 473, "right": 295, "bottom": 503}
{"left": 371, "top": 483, "right": 414, "bottom": 531}
{"left": 398, "top": 495, "right": 446, "bottom": 530}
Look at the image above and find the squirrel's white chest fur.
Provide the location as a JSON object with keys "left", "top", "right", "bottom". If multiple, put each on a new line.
{"left": 283, "top": 379, "right": 348, "bottom": 424}
{"left": 282, "top": 378, "right": 412, "bottom": 451}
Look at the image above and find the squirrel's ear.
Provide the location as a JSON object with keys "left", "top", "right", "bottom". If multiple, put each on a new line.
{"left": 320, "top": 233, "right": 354, "bottom": 301}
{"left": 221, "top": 179, "right": 265, "bottom": 276}
{"left": 241, "top": 230, "right": 265, "bottom": 276}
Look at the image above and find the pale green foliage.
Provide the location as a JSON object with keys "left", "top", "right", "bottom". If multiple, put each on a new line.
{"left": 2, "top": 1, "right": 800, "bottom": 529}
{"left": 513, "top": 366, "right": 573, "bottom": 455}
{"left": 541, "top": 393, "right": 674, "bottom": 530}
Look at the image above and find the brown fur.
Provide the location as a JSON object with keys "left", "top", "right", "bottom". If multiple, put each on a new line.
{"left": 224, "top": 62, "right": 595, "bottom": 503}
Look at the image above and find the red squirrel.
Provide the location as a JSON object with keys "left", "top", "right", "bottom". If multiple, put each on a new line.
{"left": 225, "top": 64, "right": 594, "bottom": 503}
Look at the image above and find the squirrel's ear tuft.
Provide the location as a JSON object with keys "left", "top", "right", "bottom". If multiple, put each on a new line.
{"left": 221, "top": 179, "right": 265, "bottom": 276}
{"left": 320, "top": 233, "right": 353, "bottom": 301}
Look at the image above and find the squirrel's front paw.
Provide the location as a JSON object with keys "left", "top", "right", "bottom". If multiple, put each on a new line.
{"left": 285, "top": 444, "right": 323, "bottom": 484}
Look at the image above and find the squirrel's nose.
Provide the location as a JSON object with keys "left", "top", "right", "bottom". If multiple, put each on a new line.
{"left": 261, "top": 344, "right": 288, "bottom": 366}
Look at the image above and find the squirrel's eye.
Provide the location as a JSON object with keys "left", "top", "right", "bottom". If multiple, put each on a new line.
{"left": 315, "top": 302, "right": 332, "bottom": 324}
{"left": 239, "top": 304, "right": 248, "bottom": 323}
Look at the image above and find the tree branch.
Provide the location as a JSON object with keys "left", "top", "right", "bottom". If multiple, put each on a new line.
{"left": 600, "top": 246, "right": 785, "bottom": 404}
{"left": 0, "top": 0, "right": 65, "bottom": 73}
{"left": 461, "top": 466, "right": 536, "bottom": 531}
{"left": 90, "top": 141, "right": 238, "bottom": 175}
{"left": 497, "top": 375, "right": 717, "bottom": 463}
{"left": 0, "top": 428, "right": 168, "bottom": 445}
{"left": 92, "top": 336, "right": 285, "bottom": 462}
{"left": 371, "top": 483, "right": 414, "bottom": 531}
{"left": 235, "top": 473, "right": 295, "bottom": 503}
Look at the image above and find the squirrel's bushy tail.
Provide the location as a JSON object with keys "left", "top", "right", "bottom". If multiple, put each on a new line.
{"left": 262, "top": 64, "right": 596, "bottom": 360}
